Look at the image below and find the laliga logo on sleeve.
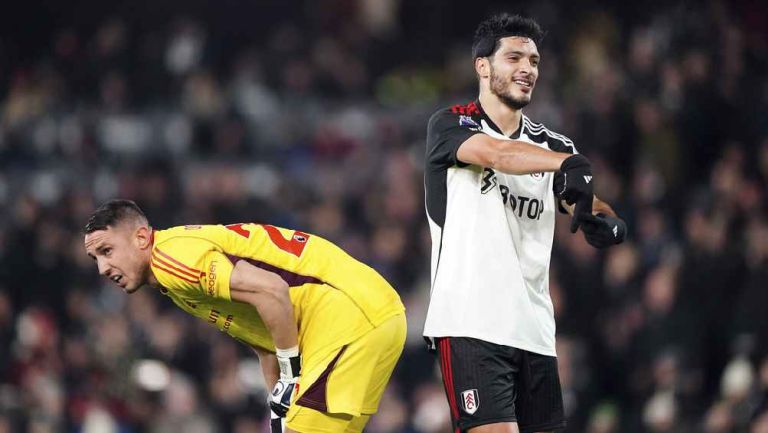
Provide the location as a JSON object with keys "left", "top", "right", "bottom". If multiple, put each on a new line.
{"left": 459, "top": 115, "right": 481, "bottom": 131}
{"left": 461, "top": 389, "right": 479, "bottom": 414}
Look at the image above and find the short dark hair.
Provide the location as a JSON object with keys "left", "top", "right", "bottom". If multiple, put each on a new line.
{"left": 472, "top": 13, "right": 545, "bottom": 59}
{"left": 84, "top": 199, "right": 148, "bottom": 234}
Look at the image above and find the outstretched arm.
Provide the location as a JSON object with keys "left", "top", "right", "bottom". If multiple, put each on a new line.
{"left": 457, "top": 134, "right": 571, "bottom": 175}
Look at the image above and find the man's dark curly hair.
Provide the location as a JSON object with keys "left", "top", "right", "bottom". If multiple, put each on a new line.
{"left": 84, "top": 199, "right": 148, "bottom": 234}
{"left": 472, "top": 13, "right": 545, "bottom": 59}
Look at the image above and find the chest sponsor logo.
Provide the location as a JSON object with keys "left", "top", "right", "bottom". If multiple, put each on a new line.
{"left": 222, "top": 314, "right": 234, "bottom": 331}
{"left": 207, "top": 309, "right": 235, "bottom": 331}
{"left": 481, "top": 168, "right": 498, "bottom": 194}
{"left": 481, "top": 169, "right": 545, "bottom": 220}
{"left": 208, "top": 309, "right": 220, "bottom": 323}
{"left": 461, "top": 389, "right": 479, "bottom": 414}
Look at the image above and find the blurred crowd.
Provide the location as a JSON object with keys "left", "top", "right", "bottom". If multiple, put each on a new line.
{"left": 1, "top": 0, "right": 768, "bottom": 432}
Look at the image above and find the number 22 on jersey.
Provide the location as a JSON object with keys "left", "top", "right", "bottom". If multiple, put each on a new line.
{"left": 225, "top": 223, "right": 310, "bottom": 258}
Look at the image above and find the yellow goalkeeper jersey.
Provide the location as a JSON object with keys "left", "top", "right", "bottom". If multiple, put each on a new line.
{"left": 148, "top": 223, "right": 405, "bottom": 361}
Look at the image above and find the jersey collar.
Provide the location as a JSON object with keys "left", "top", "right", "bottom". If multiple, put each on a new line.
{"left": 475, "top": 100, "right": 524, "bottom": 139}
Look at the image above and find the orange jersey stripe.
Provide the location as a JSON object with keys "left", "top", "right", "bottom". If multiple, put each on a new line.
{"left": 151, "top": 251, "right": 199, "bottom": 279}
{"left": 154, "top": 248, "right": 201, "bottom": 274}
{"left": 151, "top": 258, "right": 199, "bottom": 283}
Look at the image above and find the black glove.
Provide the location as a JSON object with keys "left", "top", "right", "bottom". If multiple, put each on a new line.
{"left": 579, "top": 213, "right": 627, "bottom": 248}
{"left": 554, "top": 154, "right": 594, "bottom": 233}
{"left": 555, "top": 154, "right": 594, "bottom": 205}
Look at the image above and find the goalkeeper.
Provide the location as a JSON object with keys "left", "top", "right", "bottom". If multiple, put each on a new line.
{"left": 83, "top": 199, "right": 406, "bottom": 433}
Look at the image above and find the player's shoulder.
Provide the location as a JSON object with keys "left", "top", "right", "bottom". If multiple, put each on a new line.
{"left": 151, "top": 227, "right": 213, "bottom": 286}
{"left": 521, "top": 114, "right": 575, "bottom": 153}
{"left": 154, "top": 225, "right": 226, "bottom": 246}
{"left": 152, "top": 226, "right": 224, "bottom": 263}
{"left": 428, "top": 101, "right": 484, "bottom": 130}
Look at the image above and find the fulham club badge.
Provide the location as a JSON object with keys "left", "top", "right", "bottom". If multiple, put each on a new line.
{"left": 461, "top": 389, "right": 479, "bottom": 414}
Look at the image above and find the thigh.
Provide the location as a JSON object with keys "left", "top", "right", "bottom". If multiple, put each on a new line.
{"left": 438, "top": 337, "right": 518, "bottom": 432}
{"left": 343, "top": 414, "right": 371, "bottom": 433}
{"left": 295, "top": 313, "right": 406, "bottom": 416}
{"left": 358, "top": 313, "right": 407, "bottom": 413}
{"left": 514, "top": 351, "right": 565, "bottom": 433}
{"left": 285, "top": 405, "right": 353, "bottom": 433}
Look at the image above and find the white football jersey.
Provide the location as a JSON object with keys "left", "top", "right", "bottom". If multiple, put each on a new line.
{"left": 423, "top": 101, "right": 576, "bottom": 356}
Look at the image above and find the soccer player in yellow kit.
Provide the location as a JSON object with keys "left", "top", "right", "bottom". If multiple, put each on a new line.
{"left": 83, "top": 199, "right": 406, "bottom": 433}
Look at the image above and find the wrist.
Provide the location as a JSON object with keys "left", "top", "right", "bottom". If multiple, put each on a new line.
{"left": 559, "top": 153, "right": 591, "bottom": 172}
{"left": 276, "top": 345, "right": 301, "bottom": 379}
{"left": 276, "top": 345, "right": 299, "bottom": 359}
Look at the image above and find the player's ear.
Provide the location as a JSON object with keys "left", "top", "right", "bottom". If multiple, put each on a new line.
{"left": 135, "top": 226, "right": 152, "bottom": 250}
{"left": 475, "top": 57, "right": 490, "bottom": 79}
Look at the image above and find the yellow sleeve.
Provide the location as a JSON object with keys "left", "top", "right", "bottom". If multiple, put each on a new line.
{"left": 150, "top": 237, "right": 229, "bottom": 298}
{"left": 199, "top": 251, "right": 234, "bottom": 301}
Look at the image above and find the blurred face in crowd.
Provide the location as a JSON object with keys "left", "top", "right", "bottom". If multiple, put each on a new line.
{"left": 84, "top": 222, "right": 153, "bottom": 294}
{"left": 478, "top": 36, "right": 540, "bottom": 109}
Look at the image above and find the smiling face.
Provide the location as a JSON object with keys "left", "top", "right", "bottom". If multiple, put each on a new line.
{"left": 84, "top": 223, "right": 153, "bottom": 294}
{"left": 480, "top": 36, "right": 540, "bottom": 109}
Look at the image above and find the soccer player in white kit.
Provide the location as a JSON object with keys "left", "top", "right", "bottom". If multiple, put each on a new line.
{"left": 423, "top": 13, "right": 627, "bottom": 433}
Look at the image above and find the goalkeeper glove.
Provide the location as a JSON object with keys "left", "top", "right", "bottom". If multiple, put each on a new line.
{"left": 269, "top": 346, "right": 301, "bottom": 418}
{"left": 554, "top": 154, "right": 595, "bottom": 233}
{"left": 270, "top": 409, "right": 284, "bottom": 433}
{"left": 579, "top": 213, "right": 627, "bottom": 248}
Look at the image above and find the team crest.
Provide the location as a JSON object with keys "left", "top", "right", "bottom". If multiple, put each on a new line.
{"left": 460, "top": 389, "right": 479, "bottom": 414}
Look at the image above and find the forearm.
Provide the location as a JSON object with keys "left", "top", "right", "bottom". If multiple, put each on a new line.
{"left": 490, "top": 140, "right": 570, "bottom": 175}
{"left": 251, "top": 289, "right": 298, "bottom": 350}
{"left": 457, "top": 134, "right": 572, "bottom": 175}
{"left": 254, "top": 347, "right": 279, "bottom": 389}
{"left": 229, "top": 261, "right": 299, "bottom": 351}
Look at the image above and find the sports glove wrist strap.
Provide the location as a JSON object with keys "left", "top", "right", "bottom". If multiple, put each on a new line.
{"left": 276, "top": 345, "right": 301, "bottom": 379}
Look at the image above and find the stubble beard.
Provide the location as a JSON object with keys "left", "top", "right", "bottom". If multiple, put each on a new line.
{"left": 489, "top": 66, "right": 531, "bottom": 110}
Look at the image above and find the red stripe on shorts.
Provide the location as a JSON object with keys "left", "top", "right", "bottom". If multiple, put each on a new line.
{"left": 440, "top": 338, "right": 461, "bottom": 433}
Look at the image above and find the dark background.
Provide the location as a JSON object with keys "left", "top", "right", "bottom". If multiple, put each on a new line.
{"left": 1, "top": 1, "right": 767, "bottom": 432}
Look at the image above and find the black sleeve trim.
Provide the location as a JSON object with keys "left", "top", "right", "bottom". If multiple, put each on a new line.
{"left": 426, "top": 108, "right": 483, "bottom": 169}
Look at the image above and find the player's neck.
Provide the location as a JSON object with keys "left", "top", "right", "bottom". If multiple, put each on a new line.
{"left": 146, "top": 272, "right": 159, "bottom": 288}
{"left": 478, "top": 92, "right": 522, "bottom": 136}
{"left": 143, "top": 257, "right": 160, "bottom": 289}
